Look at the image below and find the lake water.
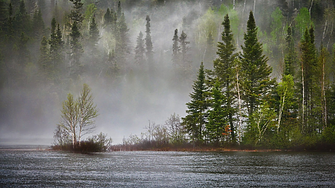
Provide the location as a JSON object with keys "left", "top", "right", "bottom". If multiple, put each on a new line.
{"left": 1, "top": 147, "right": 335, "bottom": 187}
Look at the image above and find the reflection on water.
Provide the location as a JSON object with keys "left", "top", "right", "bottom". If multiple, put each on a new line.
{"left": 1, "top": 150, "right": 335, "bottom": 187}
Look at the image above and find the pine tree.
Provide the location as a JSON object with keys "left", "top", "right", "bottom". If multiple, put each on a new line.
{"left": 179, "top": 30, "right": 189, "bottom": 66}
{"left": 213, "top": 14, "right": 238, "bottom": 143}
{"left": 206, "top": 79, "right": 227, "bottom": 145}
{"left": 116, "top": 12, "right": 129, "bottom": 66}
{"left": 70, "top": 21, "right": 83, "bottom": 78}
{"left": 145, "top": 15, "right": 153, "bottom": 64}
{"left": 135, "top": 31, "right": 145, "bottom": 64}
{"left": 284, "top": 26, "right": 296, "bottom": 76}
{"left": 240, "top": 11, "right": 275, "bottom": 129}
{"left": 182, "top": 62, "right": 208, "bottom": 146}
{"left": 300, "top": 26, "right": 321, "bottom": 134}
{"left": 49, "top": 19, "right": 63, "bottom": 75}
{"left": 172, "top": 29, "right": 179, "bottom": 65}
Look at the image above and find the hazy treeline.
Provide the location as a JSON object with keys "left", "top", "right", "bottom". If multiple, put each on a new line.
{"left": 0, "top": 0, "right": 335, "bottom": 148}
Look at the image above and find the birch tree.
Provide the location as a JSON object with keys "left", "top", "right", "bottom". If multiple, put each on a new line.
{"left": 60, "top": 93, "right": 78, "bottom": 148}
{"left": 77, "top": 84, "right": 98, "bottom": 146}
{"left": 277, "top": 74, "right": 294, "bottom": 133}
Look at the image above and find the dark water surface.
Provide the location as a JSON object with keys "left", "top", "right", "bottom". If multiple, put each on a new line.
{"left": 1, "top": 148, "right": 335, "bottom": 187}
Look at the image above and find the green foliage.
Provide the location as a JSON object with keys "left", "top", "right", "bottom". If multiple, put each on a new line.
{"left": 240, "top": 11, "right": 275, "bottom": 119}
{"left": 206, "top": 80, "right": 227, "bottom": 145}
{"left": 57, "top": 84, "right": 98, "bottom": 148}
{"left": 182, "top": 62, "right": 208, "bottom": 145}
{"left": 211, "top": 14, "right": 237, "bottom": 143}
{"left": 270, "top": 7, "right": 284, "bottom": 45}
{"left": 295, "top": 7, "right": 313, "bottom": 38}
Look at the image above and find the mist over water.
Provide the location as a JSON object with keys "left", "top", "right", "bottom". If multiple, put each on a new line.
{"left": 1, "top": 151, "right": 335, "bottom": 187}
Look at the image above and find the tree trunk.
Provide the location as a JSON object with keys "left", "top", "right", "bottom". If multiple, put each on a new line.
{"left": 322, "top": 56, "right": 327, "bottom": 129}
{"left": 236, "top": 66, "right": 242, "bottom": 144}
{"left": 278, "top": 88, "right": 287, "bottom": 133}
{"left": 302, "top": 62, "right": 305, "bottom": 131}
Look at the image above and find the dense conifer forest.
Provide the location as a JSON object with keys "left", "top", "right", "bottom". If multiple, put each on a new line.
{"left": 1, "top": 0, "right": 335, "bottom": 150}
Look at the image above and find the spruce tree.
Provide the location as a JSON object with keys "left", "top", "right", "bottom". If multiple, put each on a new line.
{"left": 116, "top": 12, "right": 129, "bottom": 66}
{"left": 240, "top": 11, "right": 274, "bottom": 128}
{"left": 145, "top": 15, "right": 153, "bottom": 64}
{"left": 179, "top": 30, "right": 189, "bottom": 66}
{"left": 300, "top": 26, "right": 321, "bottom": 134}
{"left": 49, "top": 19, "right": 63, "bottom": 75}
{"left": 182, "top": 62, "right": 208, "bottom": 146}
{"left": 284, "top": 26, "right": 296, "bottom": 76}
{"left": 206, "top": 79, "right": 227, "bottom": 145}
{"left": 172, "top": 29, "right": 179, "bottom": 65}
{"left": 213, "top": 14, "right": 238, "bottom": 143}
{"left": 70, "top": 21, "right": 83, "bottom": 78}
{"left": 135, "top": 31, "right": 145, "bottom": 64}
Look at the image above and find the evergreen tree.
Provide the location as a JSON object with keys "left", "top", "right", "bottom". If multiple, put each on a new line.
{"left": 14, "top": 0, "right": 30, "bottom": 37}
{"left": 49, "top": 19, "right": 63, "bottom": 76}
{"left": 32, "top": 8, "right": 45, "bottom": 40}
{"left": 206, "top": 79, "right": 227, "bottom": 145}
{"left": 38, "top": 36, "right": 49, "bottom": 72}
{"left": 69, "top": 0, "right": 83, "bottom": 27}
{"left": 89, "top": 16, "right": 99, "bottom": 50}
{"left": 116, "top": 12, "right": 129, "bottom": 66}
{"left": 182, "top": 62, "right": 208, "bottom": 146}
{"left": 284, "top": 26, "right": 296, "bottom": 76}
{"left": 135, "top": 31, "right": 145, "bottom": 64}
{"left": 212, "top": 14, "right": 238, "bottom": 143}
{"left": 179, "top": 30, "right": 190, "bottom": 66}
{"left": 145, "top": 15, "right": 153, "bottom": 64}
{"left": 70, "top": 21, "right": 83, "bottom": 78}
{"left": 172, "top": 29, "right": 179, "bottom": 65}
{"left": 104, "top": 8, "right": 112, "bottom": 28}
{"left": 240, "top": 11, "right": 275, "bottom": 130}
{"left": 300, "top": 26, "right": 321, "bottom": 134}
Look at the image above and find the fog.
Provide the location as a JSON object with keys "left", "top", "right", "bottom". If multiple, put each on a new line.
{"left": 0, "top": 0, "right": 291, "bottom": 145}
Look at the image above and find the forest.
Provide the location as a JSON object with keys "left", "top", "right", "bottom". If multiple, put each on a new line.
{"left": 0, "top": 0, "right": 335, "bottom": 150}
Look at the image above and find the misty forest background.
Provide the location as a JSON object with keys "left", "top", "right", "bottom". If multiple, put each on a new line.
{"left": 1, "top": 0, "right": 335, "bottom": 149}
